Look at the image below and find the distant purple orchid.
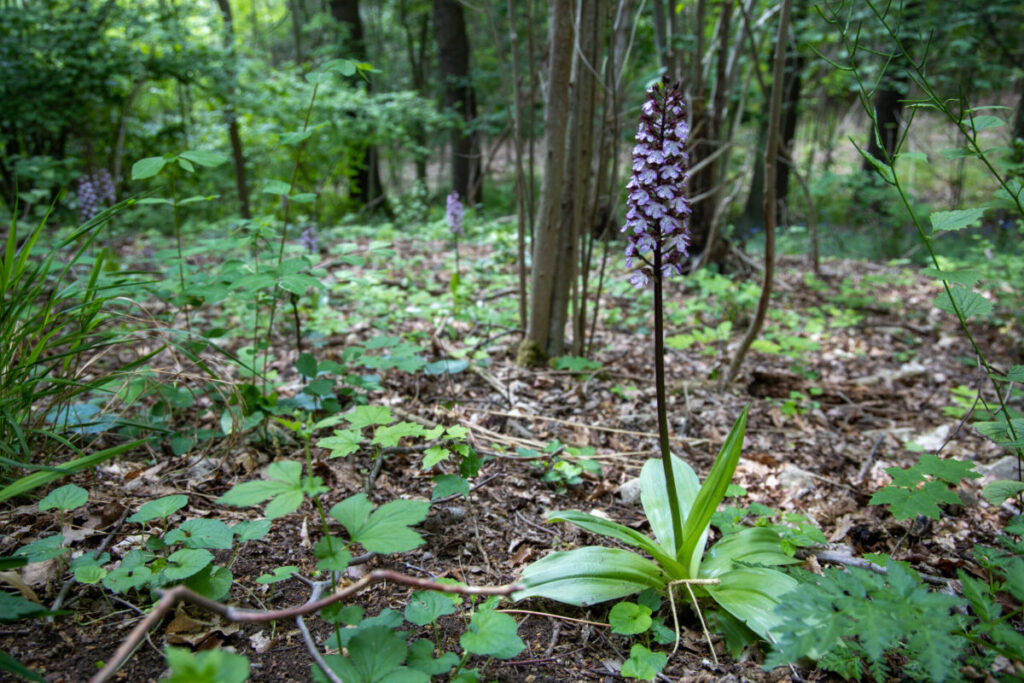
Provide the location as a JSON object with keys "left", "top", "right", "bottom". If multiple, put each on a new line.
{"left": 300, "top": 226, "right": 318, "bottom": 254}
{"left": 622, "top": 79, "right": 691, "bottom": 288}
{"left": 77, "top": 168, "right": 117, "bottom": 223}
{"left": 446, "top": 191, "right": 464, "bottom": 236}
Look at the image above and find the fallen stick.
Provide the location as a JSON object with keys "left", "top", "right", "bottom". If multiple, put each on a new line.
{"left": 91, "top": 569, "right": 521, "bottom": 683}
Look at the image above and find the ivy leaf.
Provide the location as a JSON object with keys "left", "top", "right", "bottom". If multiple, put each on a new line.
{"left": 870, "top": 481, "right": 960, "bottom": 520}
{"left": 1004, "top": 365, "right": 1024, "bottom": 382}
{"left": 318, "top": 428, "right": 363, "bottom": 458}
{"left": 423, "top": 359, "right": 469, "bottom": 375}
{"left": 314, "top": 626, "right": 418, "bottom": 683}
{"left": 39, "top": 484, "right": 88, "bottom": 512}
{"left": 372, "top": 421, "right": 426, "bottom": 447}
{"left": 161, "top": 548, "right": 213, "bottom": 582}
{"left": 344, "top": 405, "right": 393, "bottom": 431}
{"left": 128, "top": 495, "right": 188, "bottom": 524}
{"left": 609, "top": 602, "right": 653, "bottom": 635}
{"left": 460, "top": 609, "right": 525, "bottom": 659}
{"left": 620, "top": 644, "right": 667, "bottom": 681}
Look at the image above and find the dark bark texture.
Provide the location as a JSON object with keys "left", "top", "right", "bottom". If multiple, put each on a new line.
{"left": 434, "top": 0, "right": 482, "bottom": 205}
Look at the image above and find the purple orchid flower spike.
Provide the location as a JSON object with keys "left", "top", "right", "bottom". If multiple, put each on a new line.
{"left": 446, "top": 191, "right": 464, "bottom": 236}
{"left": 622, "top": 78, "right": 691, "bottom": 286}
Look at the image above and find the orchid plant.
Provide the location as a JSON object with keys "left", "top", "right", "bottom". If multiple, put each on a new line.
{"left": 516, "top": 79, "right": 797, "bottom": 650}
{"left": 446, "top": 190, "right": 464, "bottom": 309}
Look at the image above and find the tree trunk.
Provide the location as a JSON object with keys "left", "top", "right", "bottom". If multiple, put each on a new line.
{"left": 518, "top": 0, "right": 573, "bottom": 364}
{"left": 214, "top": 0, "right": 252, "bottom": 219}
{"left": 433, "top": 0, "right": 482, "bottom": 204}
{"left": 329, "top": 0, "right": 387, "bottom": 210}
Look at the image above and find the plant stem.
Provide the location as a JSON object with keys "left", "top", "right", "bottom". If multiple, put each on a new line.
{"left": 653, "top": 245, "right": 683, "bottom": 553}
{"left": 170, "top": 173, "right": 191, "bottom": 336}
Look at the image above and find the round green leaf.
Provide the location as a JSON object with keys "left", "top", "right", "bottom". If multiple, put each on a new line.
{"left": 608, "top": 601, "right": 653, "bottom": 635}
{"left": 460, "top": 610, "right": 525, "bottom": 659}
{"left": 161, "top": 548, "right": 213, "bottom": 582}
{"left": 39, "top": 484, "right": 88, "bottom": 512}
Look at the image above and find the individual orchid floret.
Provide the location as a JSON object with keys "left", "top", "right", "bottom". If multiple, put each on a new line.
{"left": 621, "top": 78, "right": 691, "bottom": 287}
{"left": 446, "top": 191, "right": 464, "bottom": 236}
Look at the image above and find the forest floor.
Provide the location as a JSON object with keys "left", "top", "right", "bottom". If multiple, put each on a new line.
{"left": 1, "top": 234, "right": 1020, "bottom": 682}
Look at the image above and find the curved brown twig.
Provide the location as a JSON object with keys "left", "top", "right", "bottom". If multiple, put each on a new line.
{"left": 91, "top": 569, "right": 521, "bottom": 683}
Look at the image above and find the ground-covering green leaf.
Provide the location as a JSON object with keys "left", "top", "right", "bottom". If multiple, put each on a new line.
{"left": 460, "top": 609, "right": 525, "bottom": 659}
{"left": 217, "top": 461, "right": 324, "bottom": 520}
{"left": 404, "top": 590, "right": 457, "bottom": 626}
{"left": 767, "top": 562, "right": 966, "bottom": 681}
{"left": 161, "top": 548, "right": 213, "bottom": 582}
{"left": 233, "top": 519, "right": 271, "bottom": 542}
{"left": 318, "top": 428, "right": 363, "bottom": 458}
{"left": 163, "top": 646, "right": 250, "bottom": 683}
{"left": 620, "top": 644, "right": 666, "bottom": 681}
{"left": 608, "top": 601, "right": 652, "bottom": 635}
{"left": 256, "top": 566, "right": 300, "bottom": 584}
{"left": 38, "top": 484, "right": 88, "bottom": 511}
{"left": 406, "top": 639, "right": 458, "bottom": 676}
{"left": 184, "top": 564, "right": 233, "bottom": 601}
{"left": 164, "top": 519, "right": 233, "bottom": 549}
{"left": 15, "top": 535, "right": 67, "bottom": 563}
{"left": 329, "top": 494, "right": 429, "bottom": 553}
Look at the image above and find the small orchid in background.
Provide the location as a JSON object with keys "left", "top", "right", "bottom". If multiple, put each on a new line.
{"left": 446, "top": 190, "right": 464, "bottom": 305}
{"left": 622, "top": 79, "right": 692, "bottom": 289}
{"left": 300, "top": 226, "right": 318, "bottom": 254}
{"left": 446, "top": 190, "right": 464, "bottom": 236}
{"left": 77, "top": 168, "right": 117, "bottom": 222}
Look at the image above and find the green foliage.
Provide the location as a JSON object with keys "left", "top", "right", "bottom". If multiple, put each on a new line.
{"left": 163, "top": 646, "right": 250, "bottom": 683}
{"left": 620, "top": 644, "right": 667, "bottom": 681}
{"left": 0, "top": 207, "right": 150, "bottom": 481}
{"left": 869, "top": 454, "right": 981, "bottom": 520}
{"left": 216, "top": 460, "right": 328, "bottom": 520}
{"left": 770, "top": 536, "right": 1024, "bottom": 681}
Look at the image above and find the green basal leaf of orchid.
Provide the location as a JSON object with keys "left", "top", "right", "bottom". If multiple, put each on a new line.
{"left": 639, "top": 455, "right": 701, "bottom": 563}
{"left": 703, "top": 566, "right": 797, "bottom": 641}
{"left": 679, "top": 405, "right": 748, "bottom": 572}
{"left": 515, "top": 546, "right": 668, "bottom": 607}
{"left": 699, "top": 527, "right": 798, "bottom": 578}
{"left": 546, "top": 510, "right": 685, "bottom": 577}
